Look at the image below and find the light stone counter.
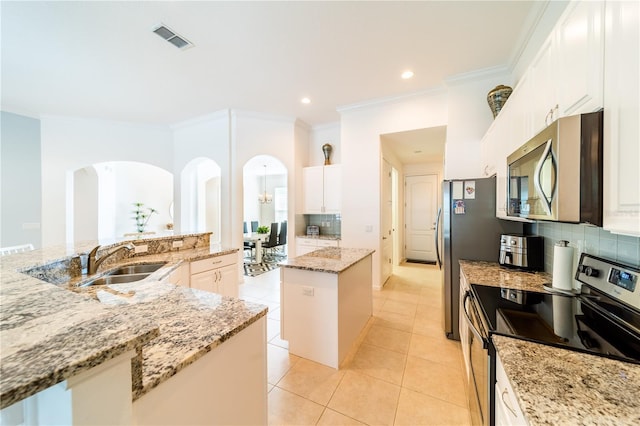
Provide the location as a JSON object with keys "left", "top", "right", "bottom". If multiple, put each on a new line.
{"left": 459, "top": 259, "right": 552, "bottom": 293}
{"left": 0, "top": 234, "right": 267, "bottom": 410}
{"left": 278, "top": 247, "right": 375, "bottom": 273}
{"left": 493, "top": 335, "right": 640, "bottom": 425}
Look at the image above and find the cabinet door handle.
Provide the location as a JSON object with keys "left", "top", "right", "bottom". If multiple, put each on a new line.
{"left": 501, "top": 388, "right": 518, "bottom": 417}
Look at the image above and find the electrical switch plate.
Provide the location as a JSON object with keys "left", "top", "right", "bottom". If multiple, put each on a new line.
{"left": 134, "top": 244, "right": 148, "bottom": 254}
{"left": 302, "top": 286, "right": 314, "bottom": 296}
{"left": 365, "top": 225, "right": 373, "bottom": 232}
{"left": 172, "top": 240, "right": 183, "bottom": 248}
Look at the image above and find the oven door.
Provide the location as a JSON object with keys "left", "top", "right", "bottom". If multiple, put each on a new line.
{"left": 507, "top": 136, "right": 558, "bottom": 220}
{"left": 462, "top": 290, "right": 489, "bottom": 426}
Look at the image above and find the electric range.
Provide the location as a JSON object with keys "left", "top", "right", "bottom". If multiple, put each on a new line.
{"left": 472, "top": 253, "right": 640, "bottom": 364}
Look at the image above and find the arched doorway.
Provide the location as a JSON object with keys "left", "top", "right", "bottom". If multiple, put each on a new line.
{"left": 243, "top": 155, "right": 288, "bottom": 229}
{"left": 180, "top": 158, "right": 222, "bottom": 242}
{"left": 70, "top": 161, "right": 173, "bottom": 242}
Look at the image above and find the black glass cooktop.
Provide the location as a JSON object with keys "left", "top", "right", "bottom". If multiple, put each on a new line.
{"left": 471, "top": 284, "right": 640, "bottom": 364}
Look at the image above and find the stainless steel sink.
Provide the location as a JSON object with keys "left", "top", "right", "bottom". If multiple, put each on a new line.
{"left": 105, "top": 262, "right": 167, "bottom": 276}
{"left": 80, "top": 273, "right": 151, "bottom": 287}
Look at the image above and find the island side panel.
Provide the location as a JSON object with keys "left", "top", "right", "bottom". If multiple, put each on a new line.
{"left": 337, "top": 255, "right": 373, "bottom": 366}
{"left": 280, "top": 267, "right": 340, "bottom": 368}
{"left": 132, "top": 316, "right": 267, "bottom": 426}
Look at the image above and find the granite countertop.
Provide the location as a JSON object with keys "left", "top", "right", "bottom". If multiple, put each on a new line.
{"left": 0, "top": 237, "right": 267, "bottom": 408}
{"left": 459, "top": 259, "right": 552, "bottom": 292}
{"left": 493, "top": 335, "right": 640, "bottom": 425}
{"left": 279, "top": 247, "right": 374, "bottom": 273}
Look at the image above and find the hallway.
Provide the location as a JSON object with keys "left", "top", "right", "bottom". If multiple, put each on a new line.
{"left": 239, "top": 262, "right": 471, "bottom": 425}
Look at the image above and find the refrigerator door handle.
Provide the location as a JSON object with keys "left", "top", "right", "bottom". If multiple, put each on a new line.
{"left": 435, "top": 207, "right": 442, "bottom": 269}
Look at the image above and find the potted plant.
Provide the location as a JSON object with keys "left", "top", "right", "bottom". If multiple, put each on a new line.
{"left": 256, "top": 225, "right": 269, "bottom": 234}
{"left": 132, "top": 202, "right": 157, "bottom": 233}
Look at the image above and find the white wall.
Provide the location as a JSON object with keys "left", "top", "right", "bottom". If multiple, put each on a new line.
{"left": 233, "top": 111, "right": 309, "bottom": 257}
{"left": 39, "top": 115, "right": 173, "bottom": 246}
{"left": 339, "top": 90, "right": 448, "bottom": 289}
{"left": 172, "top": 110, "right": 230, "bottom": 244}
{"left": 443, "top": 70, "right": 511, "bottom": 179}
{"left": 309, "top": 122, "right": 341, "bottom": 167}
{"left": 111, "top": 162, "right": 173, "bottom": 237}
{"left": 1, "top": 112, "right": 42, "bottom": 248}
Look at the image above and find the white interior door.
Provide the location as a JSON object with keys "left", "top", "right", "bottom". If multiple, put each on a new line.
{"left": 381, "top": 159, "right": 393, "bottom": 284}
{"left": 405, "top": 174, "right": 438, "bottom": 262}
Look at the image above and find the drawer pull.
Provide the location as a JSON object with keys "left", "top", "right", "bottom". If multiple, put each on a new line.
{"left": 501, "top": 388, "right": 518, "bottom": 417}
{"left": 211, "top": 260, "right": 223, "bottom": 264}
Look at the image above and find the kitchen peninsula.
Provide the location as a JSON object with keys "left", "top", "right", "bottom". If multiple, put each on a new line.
{"left": 279, "top": 247, "right": 374, "bottom": 368}
{"left": 0, "top": 233, "right": 268, "bottom": 425}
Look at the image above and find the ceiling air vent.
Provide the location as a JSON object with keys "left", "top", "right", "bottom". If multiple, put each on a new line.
{"left": 152, "top": 24, "right": 194, "bottom": 50}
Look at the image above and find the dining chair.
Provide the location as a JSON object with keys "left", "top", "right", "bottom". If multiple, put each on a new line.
{"left": 274, "top": 221, "right": 287, "bottom": 259}
{"left": 261, "top": 223, "right": 279, "bottom": 261}
{"left": 251, "top": 221, "right": 259, "bottom": 232}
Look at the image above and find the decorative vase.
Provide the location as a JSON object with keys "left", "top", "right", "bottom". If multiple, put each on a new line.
{"left": 487, "top": 85, "right": 513, "bottom": 119}
{"left": 322, "top": 143, "right": 333, "bottom": 165}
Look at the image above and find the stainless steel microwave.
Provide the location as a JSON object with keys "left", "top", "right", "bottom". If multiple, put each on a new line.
{"left": 506, "top": 110, "right": 603, "bottom": 225}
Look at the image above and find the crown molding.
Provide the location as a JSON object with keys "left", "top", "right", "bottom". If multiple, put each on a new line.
{"left": 444, "top": 65, "right": 511, "bottom": 86}
{"left": 336, "top": 86, "right": 447, "bottom": 114}
{"left": 170, "top": 109, "right": 230, "bottom": 130}
{"left": 311, "top": 121, "right": 340, "bottom": 132}
{"left": 230, "top": 109, "right": 297, "bottom": 124}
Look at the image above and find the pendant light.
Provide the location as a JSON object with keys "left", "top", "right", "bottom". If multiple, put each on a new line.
{"left": 258, "top": 165, "right": 272, "bottom": 204}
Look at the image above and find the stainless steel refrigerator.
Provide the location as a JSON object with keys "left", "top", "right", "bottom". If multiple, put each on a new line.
{"left": 438, "top": 176, "right": 523, "bottom": 340}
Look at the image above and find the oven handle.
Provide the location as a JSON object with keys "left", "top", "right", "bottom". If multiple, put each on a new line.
{"left": 533, "top": 138, "right": 556, "bottom": 216}
{"left": 434, "top": 207, "right": 442, "bottom": 270}
{"left": 462, "top": 290, "right": 488, "bottom": 349}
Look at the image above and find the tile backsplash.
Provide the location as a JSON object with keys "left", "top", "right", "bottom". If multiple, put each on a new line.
{"left": 533, "top": 222, "right": 640, "bottom": 275}
{"left": 305, "top": 214, "right": 341, "bottom": 236}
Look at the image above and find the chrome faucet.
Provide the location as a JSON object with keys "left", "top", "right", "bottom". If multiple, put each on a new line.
{"left": 87, "top": 243, "right": 135, "bottom": 275}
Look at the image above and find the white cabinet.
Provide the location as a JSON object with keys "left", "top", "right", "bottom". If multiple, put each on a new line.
{"left": 495, "top": 353, "right": 527, "bottom": 426}
{"left": 295, "top": 237, "right": 340, "bottom": 256}
{"left": 556, "top": 0, "right": 604, "bottom": 117}
{"left": 190, "top": 254, "right": 238, "bottom": 298}
{"left": 602, "top": 0, "right": 640, "bottom": 236}
{"left": 529, "top": 0, "right": 604, "bottom": 134}
{"left": 303, "top": 165, "right": 341, "bottom": 214}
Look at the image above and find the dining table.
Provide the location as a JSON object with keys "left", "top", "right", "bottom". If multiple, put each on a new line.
{"left": 243, "top": 232, "right": 269, "bottom": 263}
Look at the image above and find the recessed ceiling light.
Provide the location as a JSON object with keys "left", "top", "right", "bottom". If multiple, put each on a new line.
{"left": 401, "top": 70, "right": 414, "bottom": 79}
{"left": 301, "top": 97, "right": 311, "bottom": 104}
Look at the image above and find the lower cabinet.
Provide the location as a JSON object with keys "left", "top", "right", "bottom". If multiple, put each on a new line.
{"left": 495, "top": 353, "right": 527, "bottom": 426}
{"left": 189, "top": 254, "right": 238, "bottom": 298}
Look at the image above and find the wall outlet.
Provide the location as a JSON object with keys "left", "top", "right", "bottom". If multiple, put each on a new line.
{"left": 172, "top": 240, "right": 183, "bottom": 248}
{"left": 302, "top": 286, "right": 314, "bottom": 296}
{"left": 134, "top": 244, "right": 148, "bottom": 254}
{"left": 365, "top": 225, "right": 373, "bottom": 232}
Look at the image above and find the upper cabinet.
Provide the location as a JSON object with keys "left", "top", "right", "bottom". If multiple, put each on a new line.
{"left": 602, "top": 0, "right": 640, "bottom": 236}
{"left": 530, "top": 0, "right": 604, "bottom": 134}
{"left": 303, "top": 165, "right": 342, "bottom": 214}
{"left": 481, "top": 0, "right": 614, "bottom": 225}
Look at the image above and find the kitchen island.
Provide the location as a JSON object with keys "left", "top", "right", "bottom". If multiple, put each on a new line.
{"left": 278, "top": 247, "right": 374, "bottom": 368}
{"left": 0, "top": 233, "right": 268, "bottom": 425}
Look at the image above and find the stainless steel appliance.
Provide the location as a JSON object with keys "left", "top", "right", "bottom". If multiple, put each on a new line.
{"left": 506, "top": 110, "right": 603, "bottom": 225}
{"left": 498, "top": 234, "right": 543, "bottom": 270}
{"left": 440, "top": 176, "right": 523, "bottom": 340}
{"left": 465, "top": 253, "right": 640, "bottom": 425}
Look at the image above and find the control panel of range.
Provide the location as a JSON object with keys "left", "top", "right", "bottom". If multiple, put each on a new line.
{"left": 576, "top": 253, "right": 639, "bottom": 311}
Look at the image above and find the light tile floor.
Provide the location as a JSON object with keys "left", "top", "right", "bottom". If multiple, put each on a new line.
{"left": 239, "top": 262, "right": 471, "bottom": 426}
